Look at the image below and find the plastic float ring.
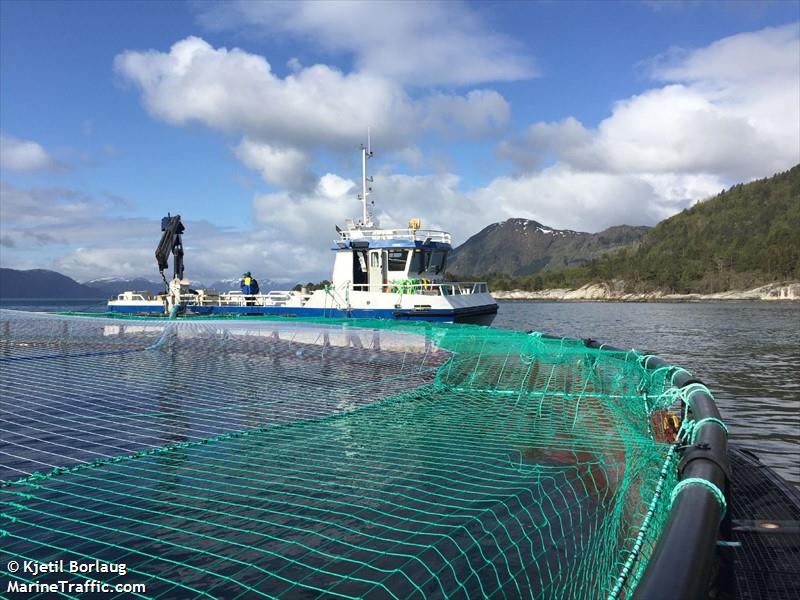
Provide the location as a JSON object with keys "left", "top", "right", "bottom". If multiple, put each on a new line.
{"left": 690, "top": 417, "right": 729, "bottom": 443}
{"left": 670, "top": 477, "right": 727, "bottom": 519}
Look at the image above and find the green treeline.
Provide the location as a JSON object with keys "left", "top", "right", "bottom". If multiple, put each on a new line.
{"left": 483, "top": 165, "right": 800, "bottom": 293}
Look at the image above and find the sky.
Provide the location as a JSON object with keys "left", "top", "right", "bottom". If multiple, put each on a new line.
{"left": 1, "top": 0, "right": 798, "bottom": 284}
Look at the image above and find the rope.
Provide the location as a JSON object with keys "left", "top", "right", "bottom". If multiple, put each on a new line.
{"left": 607, "top": 445, "right": 678, "bottom": 599}
{"left": 670, "top": 477, "right": 727, "bottom": 519}
{"left": 680, "top": 382, "right": 713, "bottom": 402}
{"left": 637, "top": 354, "right": 658, "bottom": 369}
{"left": 690, "top": 417, "right": 729, "bottom": 444}
{"left": 670, "top": 367, "right": 691, "bottom": 386}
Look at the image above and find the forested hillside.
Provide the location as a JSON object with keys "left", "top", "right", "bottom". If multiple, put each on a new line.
{"left": 481, "top": 165, "right": 800, "bottom": 293}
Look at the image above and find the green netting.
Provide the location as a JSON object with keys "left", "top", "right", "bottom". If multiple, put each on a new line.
{"left": 0, "top": 309, "right": 690, "bottom": 599}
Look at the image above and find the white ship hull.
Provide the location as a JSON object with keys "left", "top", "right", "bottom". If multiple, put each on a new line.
{"left": 108, "top": 284, "right": 497, "bottom": 324}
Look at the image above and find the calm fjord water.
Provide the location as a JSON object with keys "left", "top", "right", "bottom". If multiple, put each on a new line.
{"left": 2, "top": 299, "right": 798, "bottom": 487}
{"left": 495, "top": 301, "right": 800, "bottom": 487}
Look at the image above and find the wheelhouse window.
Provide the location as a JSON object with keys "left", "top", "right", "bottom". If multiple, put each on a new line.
{"left": 410, "top": 249, "right": 425, "bottom": 274}
{"left": 409, "top": 249, "right": 447, "bottom": 274}
{"left": 428, "top": 251, "right": 447, "bottom": 274}
{"left": 353, "top": 251, "right": 367, "bottom": 285}
{"left": 387, "top": 249, "right": 409, "bottom": 271}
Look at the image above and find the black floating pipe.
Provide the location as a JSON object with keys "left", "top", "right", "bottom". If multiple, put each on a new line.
{"left": 582, "top": 339, "right": 731, "bottom": 600}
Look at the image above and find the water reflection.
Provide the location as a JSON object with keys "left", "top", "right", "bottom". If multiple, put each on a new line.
{"left": 495, "top": 301, "right": 800, "bottom": 487}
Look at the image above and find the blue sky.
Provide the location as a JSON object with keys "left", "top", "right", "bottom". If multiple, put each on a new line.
{"left": 1, "top": 0, "right": 798, "bottom": 284}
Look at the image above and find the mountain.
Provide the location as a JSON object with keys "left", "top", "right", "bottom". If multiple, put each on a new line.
{"left": 86, "top": 277, "right": 278, "bottom": 295}
{"left": 208, "top": 277, "right": 276, "bottom": 292}
{"left": 0, "top": 268, "right": 281, "bottom": 300}
{"left": 208, "top": 279, "right": 241, "bottom": 292}
{"left": 482, "top": 164, "right": 800, "bottom": 293}
{"left": 0, "top": 269, "right": 105, "bottom": 299}
{"left": 447, "top": 219, "right": 649, "bottom": 277}
{"left": 83, "top": 277, "right": 165, "bottom": 296}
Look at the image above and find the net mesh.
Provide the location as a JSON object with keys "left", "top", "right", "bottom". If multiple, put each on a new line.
{"left": 1, "top": 310, "right": 686, "bottom": 599}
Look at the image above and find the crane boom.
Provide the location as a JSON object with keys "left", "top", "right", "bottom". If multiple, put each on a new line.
{"left": 156, "top": 214, "right": 185, "bottom": 285}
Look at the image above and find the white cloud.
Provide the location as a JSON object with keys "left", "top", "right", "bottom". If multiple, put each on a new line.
{"left": 318, "top": 173, "right": 356, "bottom": 199}
{"left": 1, "top": 176, "right": 360, "bottom": 283}
{"left": 114, "top": 36, "right": 513, "bottom": 188}
{"left": 253, "top": 176, "right": 354, "bottom": 235}
{"left": 0, "top": 182, "right": 99, "bottom": 226}
{"left": 367, "top": 168, "right": 718, "bottom": 241}
{"left": 114, "top": 37, "right": 415, "bottom": 151}
{"left": 0, "top": 134, "right": 56, "bottom": 171}
{"left": 371, "top": 173, "right": 473, "bottom": 237}
{"left": 234, "top": 138, "right": 315, "bottom": 190}
{"left": 244, "top": 164, "right": 702, "bottom": 269}
{"left": 470, "top": 167, "right": 725, "bottom": 233}
{"left": 637, "top": 172, "right": 726, "bottom": 212}
{"left": 491, "top": 25, "right": 799, "bottom": 236}
{"left": 0, "top": 182, "right": 266, "bottom": 282}
{"left": 650, "top": 23, "right": 799, "bottom": 83}
{"left": 501, "top": 24, "right": 800, "bottom": 181}
{"left": 486, "top": 24, "right": 799, "bottom": 241}
{"left": 52, "top": 247, "right": 157, "bottom": 280}
{"left": 112, "top": 36, "right": 514, "bottom": 152}
{"left": 194, "top": 0, "right": 536, "bottom": 86}
{"left": 423, "top": 90, "right": 511, "bottom": 138}
{"left": 251, "top": 173, "right": 357, "bottom": 278}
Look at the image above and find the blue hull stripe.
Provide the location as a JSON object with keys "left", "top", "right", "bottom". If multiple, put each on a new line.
{"left": 108, "top": 303, "right": 498, "bottom": 323}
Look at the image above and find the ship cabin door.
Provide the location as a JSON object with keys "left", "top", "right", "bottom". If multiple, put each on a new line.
{"left": 352, "top": 250, "right": 368, "bottom": 289}
{"left": 368, "top": 249, "right": 388, "bottom": 292}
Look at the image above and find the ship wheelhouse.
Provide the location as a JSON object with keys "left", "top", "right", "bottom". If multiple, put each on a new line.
{"left": 331, "top": 223, "right": 454, "bottom": 294}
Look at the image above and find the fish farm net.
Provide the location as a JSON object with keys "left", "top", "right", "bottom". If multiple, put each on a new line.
{"left": 1, "top": 310, "right": 690, "bottom": 599}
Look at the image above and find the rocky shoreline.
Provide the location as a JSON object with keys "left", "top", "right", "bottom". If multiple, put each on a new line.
{"left": 492, "top": 281, "right": 800, "bottom": 302}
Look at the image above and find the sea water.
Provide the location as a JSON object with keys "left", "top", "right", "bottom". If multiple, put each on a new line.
{"left": 2, "top": 298, "right": 797, "bottom": 487}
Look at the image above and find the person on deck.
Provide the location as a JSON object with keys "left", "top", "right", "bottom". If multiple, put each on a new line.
{"left": 240, "top": 272, "right": 260, "bottom": 295}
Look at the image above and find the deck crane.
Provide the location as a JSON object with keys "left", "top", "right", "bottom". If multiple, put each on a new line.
{"left": 155, "top": 213, "right": 187, "bottom": 315}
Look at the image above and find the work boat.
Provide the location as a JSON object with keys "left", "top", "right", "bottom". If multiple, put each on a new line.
{"left": 108, "top": 143, "right": 498, "bottom": 324}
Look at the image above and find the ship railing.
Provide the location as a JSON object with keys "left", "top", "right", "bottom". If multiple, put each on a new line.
{"left": 211, "top": 290, "right": 296, "bottom": 307}
{"left": 179, "top": 293, "right": 199, "bottom": 304}
{"left": 337, "top": 228, "right": 451, "bottom": 244}
{"left": 115, "top": 291, "right": 158, "bottom": 302}
{"left": 350, "top": 282, "right": 489, "bottom": 296}
{"left": 322, "top": 284, "right": 350, "bottom": 310}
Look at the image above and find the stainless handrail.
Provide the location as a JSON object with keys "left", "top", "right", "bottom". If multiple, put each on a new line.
{"left": 350, "top": 282, "right": 489, "bottom": 295}
{"left": 337, "top": 228, "right": 451, "bottom": 244}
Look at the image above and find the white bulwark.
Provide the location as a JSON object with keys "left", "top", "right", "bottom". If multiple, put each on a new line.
{"left": 109, "top": 141, "right": 498, "bottom": 324}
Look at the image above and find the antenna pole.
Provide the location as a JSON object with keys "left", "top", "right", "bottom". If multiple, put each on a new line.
{"left": 361, "top": 144, "right": 368, "bottom": 225}
{"left": 357, "top": 129, "right": 375, "bottom": 227}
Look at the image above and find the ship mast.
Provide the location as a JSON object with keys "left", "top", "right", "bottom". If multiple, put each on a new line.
{"left": 359, "top": 128, "right": 374, "bottom": 227}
